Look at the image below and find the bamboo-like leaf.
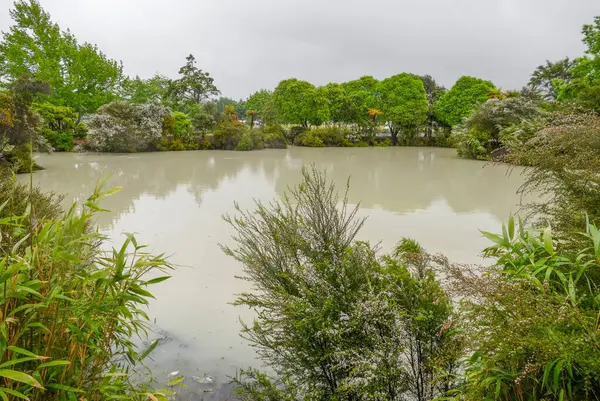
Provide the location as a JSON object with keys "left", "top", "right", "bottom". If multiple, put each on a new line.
{"left": 7, "top": 346, "right": 40, "bottom": 359}
{"left": 554, "top": 359, "right": 564, "bottom": 391}
{"left": 0, "top": 369, "right": 43, "bottom": 389}
{"left": 139, "top": 339, "right": 159, "bottom": 361}
{"left": 2, "top": 388, "right": 28, "bottom": 400}
{"left": 36, "top": 360, "right": 70, "bottom": 369}
{"left": 167, "top": 376, "right": 184, "bottom": 386}
{"left": 543, "top": 227, "right": 554, "bottom": 255}
{"left": 145, "top": 276, "right": 171, "bottom": 285}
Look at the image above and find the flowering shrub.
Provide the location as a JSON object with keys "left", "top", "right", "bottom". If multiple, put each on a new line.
{"left": 87, "top": 101, "right": 169, "bottom": 152}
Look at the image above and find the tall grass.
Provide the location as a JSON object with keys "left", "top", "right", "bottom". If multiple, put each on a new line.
{"left": 0, "top": 177, "right": 174, "bottom": 400}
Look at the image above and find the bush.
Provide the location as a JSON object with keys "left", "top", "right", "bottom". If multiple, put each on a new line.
{"left": 294, "top": 130, "right": 324, "bottom": 147}
{"left": 507, "top": 113, "right": 600, "bottom": 242}
{"left": 235, "top": 129, "right": 265, "bottom": 151}
{"left": 87, "top": 101, "right": 170, "bottom": 153}
{"left": 453, "top": 97, "right": 543, "bottom": 160}
{"left": 212, "top": 120, "right": 247, "bottom": 150}
{"left": 261, "top": 124, "right": 287, "bottom": 149}
{"left": 0, "top": 180, "right": 173, "bottom": 400}
{"left": 445, "top": 218, "right": 600, "bottom": 401}
{"left": 1, "top": 144, "right": 43, "bottom": 173}
{"left": 168, "top": 138, "right": 186, "bottom": 151}
{"left": 374, "top": 137, "right": 392, "bottom": 147}
{"left": 224, "top": 167, "right": 460, "bottom": 401}
{"left": 0, "top": 170, "right": 63, "bottom": 253}
{"left": 286, "top": 125, "right": 307, "bottom": 143}
{"left": 34, "top": 102, "right": 78, "bottom": 151}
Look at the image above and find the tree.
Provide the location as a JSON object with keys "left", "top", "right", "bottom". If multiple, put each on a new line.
{"left": 435, "top": 76, "right": 496, "bottom": 127}
{"left": 0, "top": 75, "right": 50, "bottom": 172}
{"left": 377, "top": 73, "right": 429, "bottom": 145}
{"left": 322, "top": 83, "right": 346, "bottom": 124}
{"left": 123, "top": 74, "right": 171, "bottom": 104}
{"left": 34, "top": 101, "right": 81, "bottom": 151}
{"left": 528, "top": 58, "right": 576, "bottom": 100}
{"left": 341, "top": 76, "right": 379, "bottom": 127}
{"left": 0, "top": 1, "right": 123, "bottom": 119}
{"left": 245, "top": 89, "right": 272, "bottom": 121}
{"left": 272, "top": 78, "right": 315, "bottom": 127}
{"left": 166, "top": 54, "right": 219, "bottom": 107}
{"left": 420, "top": 75, "right": 447, "bottom": 139}
{"left": 307, "top": 86, "right": 330, "bottom": 126}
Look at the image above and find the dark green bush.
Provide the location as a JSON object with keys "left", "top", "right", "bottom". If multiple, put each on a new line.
{"left": 212, "top": 120, "right": 247, "bottom": 150}
{"left": 235, "top": 129, "right": 265, "bottom": 151}
{"left": 261, "top": 124, "right": 287, "bottom": 149}
{"left": 33, "top": 102, "right": 78, "bottom": 152}
{"left": 294, "top": 130, "right": 324, "bottom": 147}
{"left": 286, "top": 125, "right": 307, "bottom": 143}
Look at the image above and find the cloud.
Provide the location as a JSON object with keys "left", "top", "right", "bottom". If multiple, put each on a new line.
{"left": 1, "top": 0, "right": 599, "bottom": 98}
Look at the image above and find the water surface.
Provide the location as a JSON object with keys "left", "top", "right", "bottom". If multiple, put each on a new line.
{"left": 24, "top": 147, "right": 525, "bottom": 396}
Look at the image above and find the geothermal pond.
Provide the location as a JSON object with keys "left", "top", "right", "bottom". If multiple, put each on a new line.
{"left": 24, "top": 147, "right": 525, "bottom": 398}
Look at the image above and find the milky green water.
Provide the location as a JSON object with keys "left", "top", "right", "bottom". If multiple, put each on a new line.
{"left": 23, "top": 147, "right": 525, "bottom": 394}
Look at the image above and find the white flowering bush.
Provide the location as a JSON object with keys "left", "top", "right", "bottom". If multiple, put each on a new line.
{"left": 87, "top": 101, "right": 169, "bottom": 152}
{"left": 224, "top": 166, "right": 460, "bottom": 401}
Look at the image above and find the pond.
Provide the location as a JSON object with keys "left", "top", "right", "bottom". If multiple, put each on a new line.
{"left": 23, "top": 147, "right": 525, "bottom": 397}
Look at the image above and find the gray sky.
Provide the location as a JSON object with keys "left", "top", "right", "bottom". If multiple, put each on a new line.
{"left": 1, "top": 0, "right": 599, "bottom": 99}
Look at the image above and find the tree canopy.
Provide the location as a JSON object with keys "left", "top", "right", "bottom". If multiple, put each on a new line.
{"left": 272, "top": 78, "right": 316, "bottom": 127}
{"left": 377, "top": 73, "right": 429, "bottom": 144}
{"left": 435, "top": 76, "right": 496, "bottom": 127}
{"left": 0, "top": 0, "right": 123, "bottom": 118}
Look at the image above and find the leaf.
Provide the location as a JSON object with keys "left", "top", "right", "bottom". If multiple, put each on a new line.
{"left": 46, "top": 383, "right": 84, "bottom": 393}
{"left": 139, "top": 339, "right": 159, "bottom": 361}
{"left": 543, "top": 227, "right": 554, "bottom": 255}
{"left": 508, "top": 215, "right": 515, "bottom": 240}
{"left": 0, "top": 389, "right": 8, "bottom": 401}
{"left": 0, "top": 369, "right": 44, "bottom": 389}
{"left": 7, "top": 346, "right": 39, "bottom": 359}
{"left": 2, "top": 388, "right": 28, "bottom": 400}
{"left": 145, "top": 276, "right": 171, "bottom": 285}
{"left": 98, "top": 186, "right": 122, "bottom": 198}
{"left": 0, "top": 357, "right": 38, "bottom": 368}
{"left": 480, "top": 230, "right": 504, "bottom": 246}
{"left": 36, "top": 360, "right": 70, "bottom": 369}
{"left": 554, "top": 359, "right": 564, "bottom": 391}
{"left": 167, "top": 376, "right": 184, "bottom": 386}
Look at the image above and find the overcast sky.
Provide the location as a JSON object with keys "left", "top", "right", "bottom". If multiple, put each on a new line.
{"left": 1, "top": 0, "right": 599, "bottom": 99}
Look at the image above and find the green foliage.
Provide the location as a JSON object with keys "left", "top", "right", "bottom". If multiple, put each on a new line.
{"left": 166, "top": 55, "right": 219, "bottom": 108}
{"left": 123, "top": 74, "right": 171, "bottom": 105}
{"left": 223, "top": 167, "right": 460, "bottom": 401}
{"left": 235, "top": 129, "right": 265, "bottom": 151}
{"left": 212, "top": 120, "right": 247, "bottom": 150}
{"left": 294, "top": 129, "right": 325, "bottom": 147}
{"left": 377, "top": 73, "right": 429, "bottom": 144}
{"left": 452, "top": 96, "right": 543, "bottom": 160}
{"left": 446, "top": 218, "right": 600, "bottom": 401}
{"left": 435, "top": 76, "right": 496, "bottom": 127}
{"left": 0, "top": 178, "right": 173, "bottom": 400}
{"left": 261, "top": 124, "right": 287, "bottom": 149}
{"left": 507, "top": 113, "right": 600, "bottom": 242}
{"left": 245, "top": 90, "right": 273, "bottom": 122}
{"left": 172, "top": 111, "right": 192, "bottom": 137}
{"left": 0, "top": 170, "right": 63, "bottom": 253}
{"left": 529, "top": 58, "right": 576, "bottom": 100}
{"left": 272, "top": 78, "right": 315, "bottom": 127}
{"left": 0, "top": 1, "right": 123, "bottom": 116}
{"left": 34, "top": 102, "right": 78, "bottom": 151}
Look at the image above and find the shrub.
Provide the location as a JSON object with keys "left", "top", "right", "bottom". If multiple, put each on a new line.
{"left": 507, "top": 112, "right": 600, "bottom": 242}
{"left": 261, "top": 124, "right": 287, "bottom": 149}
{"left": 87, "top": 101, "right": 170, "bottom": 153}
{"left": 374, "top": 137, "right": 392, "bottom": 147}
{"left": 235, "top": 129, "right": 265, "bottom": 151}
{"left": 1, "top": 143, "right": 43, "bottom": 173}
{"left": 168, "top": 138, "right": 186, "bottom": 151}
{"left": 0, "top": 169, "right": 63, "bottom": 253}
{"left": 445, "top": 218, "right": 600, "bottom": 401}
{"left": 294, "top": 130, "right": 324, "bottom": 147}
{"left": 212, "top": 120, "right": 247, "bottom": 150}
{"left": 34, "top": 102, "right": 77, "bottom": 151}
{"left": 224, "top": 167, "right": 460, "bottom": 401}
{"left": 286, "top": 125, "right": 307, "bottom": 143}
{"left": 0, "top": 180, "right": 173, "bottom": 400}
{"left": 453, "top": 97, "right": 543, "bottom": 160}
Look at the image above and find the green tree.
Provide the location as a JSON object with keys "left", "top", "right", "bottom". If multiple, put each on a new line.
{"left": 322, "top": 83, "right": 347, "bottom": 124}
{"left": 377, "top": 73, "right": 429, "bottom": 145}
{"left": 0, "top": 1, "right": 123, "bottom": 119}
{"left": 272, "top": 78, "right": 315, "bottom": 127}
{"left": 166, "top": 54, "right": 219, "bottom": 108}
{"left": 124, "top": 74, "right": 171, "bottom": 104}
{"left": 245, "top": 89, "right": 272, "bottom": 121}
{"left": 435, "top": 76, "right": 496, "bottom": 127}
{"left": 528, "top": 58, "right": 576, "bottom": 100}
{"left": 34, "top": 101, "right": 79, "bottom": 151}
{"left": 307, "top": 86, "right": 331, "bottom": 126}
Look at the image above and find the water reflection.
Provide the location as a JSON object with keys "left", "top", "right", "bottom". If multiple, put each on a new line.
{"left": 23, "top": 147, "right": 525, "bottom": 396}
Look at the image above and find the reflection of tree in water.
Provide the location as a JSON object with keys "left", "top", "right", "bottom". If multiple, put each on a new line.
{"left": 272, "top": 147, "right": 525, "bottom": 220}
{"left": 27, "top": 152, "right": 282, "bottom": 228}
{"left": 27, "top": 148, "right": 524, "bottom": 229}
